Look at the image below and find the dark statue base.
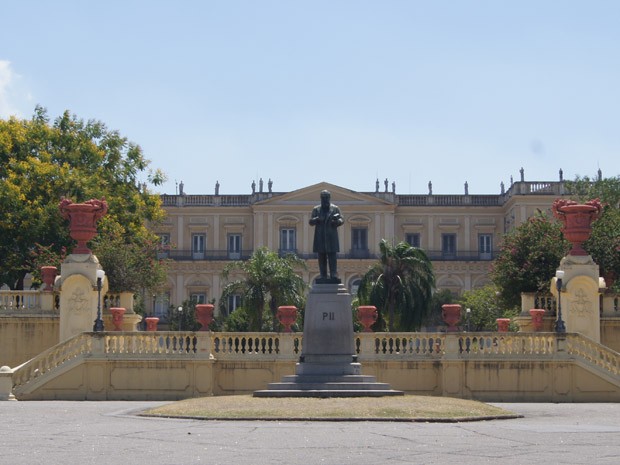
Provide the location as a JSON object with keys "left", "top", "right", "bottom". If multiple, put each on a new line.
{"left": 254, "top": 284, "right": 403, "bottom": 398}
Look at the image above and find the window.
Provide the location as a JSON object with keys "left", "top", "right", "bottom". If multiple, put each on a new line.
{"left": 349, "top": 278, "right": 362, "bottom": 296}
{"left": 228, "top": 234, "right": 241, "bottom": 259}
{"left": 227, "top": 294, "right": 242, "bottom": 316}
{"left": 405, "top": 233, "right": 420, "bottom": 248}
{"left": 351, "top": 228, "right": 368, "bottom": 258}
{"left": 157, "top": 234, "right": 170, "bottom": 258}
{"left": 441, "top": 233, "right": 457, "bottom": 258}
{"left": 192, "top": 234, "right": 205, "bottom": 259}
{"left": 190, "top": 293, "right": 206, "bottom": 304}
{"left": 152, "top": 292, "right": 170, "bottom": 319}
{"left": 479, "top": 234, "right": 493, "bottom": 260}
{"left": 280, "top": 228, "right": 296, "bottom": 253}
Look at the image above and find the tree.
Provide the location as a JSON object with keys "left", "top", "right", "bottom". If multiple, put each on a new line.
{"left": 565, "top": 175, "right": 620, "bottom": 292}
{"left": 490, "top": 212, "right": 570, "bottom": 308}
{"left": 423, "top": 288, "right": 454, "bottom": 329}
{"left": 220, "top": 248, "right": 307, "bottom": 331}
{"left": 458, "top": 285, "right": 518, "bottom": 331}
{"left": 0, "top": 107, "right": 167, "bottom": 290}
{"left": 358, "top": 239, "right": 435, "bottom": 331}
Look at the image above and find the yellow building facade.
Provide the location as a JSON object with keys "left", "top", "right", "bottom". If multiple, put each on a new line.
{"left": 151, "top": 179, "right": 565, "bottom": 318}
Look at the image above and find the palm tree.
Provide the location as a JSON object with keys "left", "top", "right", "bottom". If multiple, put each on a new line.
{"left": 358, "top": 239, "right": 435, "bottom": 331}
{"left": 221, "top": 247, "right": 307, "bottom": 331}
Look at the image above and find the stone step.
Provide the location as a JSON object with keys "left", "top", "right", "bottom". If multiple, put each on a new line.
{"left": 264, "top": 382, "right": 394, "bottom": 391}
{"left": 280, "top": 374, "right": 378, "bottom": 384}
{"left": 253, "top": 389, "right": 404, "bottom": 398}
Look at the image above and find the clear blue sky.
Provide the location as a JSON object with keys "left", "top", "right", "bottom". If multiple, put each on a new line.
{"left": 2, "top": 1, "right": 619, "bottom": 195}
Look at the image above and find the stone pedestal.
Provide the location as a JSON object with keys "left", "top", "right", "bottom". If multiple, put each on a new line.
{"left": 552, "top": 255, "right": 602, "bottom": 343}
{"left": 58, "top": 254, "right": 108, "bottom": 342}
{"left": 254, "top": 284, "right": 403, "bottom": 397}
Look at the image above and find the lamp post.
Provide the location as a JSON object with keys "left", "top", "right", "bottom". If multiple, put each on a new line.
{"left": 466, "top": 307, "right": 471, "bottom": 332}
{"left": 178, "top": 306, "right": 183, "bottom": 332}
{"left": 93, "top": 269, "right": 106, "bottom": 332}
{"left": 555, "top": 270, "right": 566, "bottom": 333}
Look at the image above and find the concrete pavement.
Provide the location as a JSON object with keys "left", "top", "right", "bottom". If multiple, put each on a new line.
{"left": 1, "top": 401, "right": 619, "bottom": 464}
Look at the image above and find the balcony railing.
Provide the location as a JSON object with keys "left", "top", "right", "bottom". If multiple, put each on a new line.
{"left": 162, "top": 249, "right": 254, "bottom": 261}
{"left": 159, "top": 249, "right": 498, "bottom": 262}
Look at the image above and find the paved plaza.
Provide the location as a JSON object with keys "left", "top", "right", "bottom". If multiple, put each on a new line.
{"left": 1, "top": 401, "right": 619, "bottom": 464}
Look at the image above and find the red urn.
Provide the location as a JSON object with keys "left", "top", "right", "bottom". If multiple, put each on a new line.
{"left": 59, "top": 198, "right": 108, "bottom": 254}
{"left": 496, "top": 318, "right": 511, "bottom": 332}
{"left": 357, "top": 305, "right": 378, "bottom": 332}
{"left": 442, "top": 304, "right": 462, "bottom": 332}
{"left": 552, "top": 198, "right": 603, "bottom": 256}
{"left": 195, "top": 304, "right": 215, "bottom": 331}
{"left": 110, "top": 307, "right": 126, "bottom": 331}
{"left": 40, "top": 266, "right": 58, "bottom": 292}
{"left": 529, "top": 308, "right": 546, "bottom": 331}
{"left": 277, "top": 306, "right": 298, "bottom": 333}
{"left": 145, "top": 317, "right": 159, "bottom": 331}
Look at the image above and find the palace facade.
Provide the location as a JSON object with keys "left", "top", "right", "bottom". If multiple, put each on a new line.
{"left": 149, "top": 178, "right": 566, "bottom": 318}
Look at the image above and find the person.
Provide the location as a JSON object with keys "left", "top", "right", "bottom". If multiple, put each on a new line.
{"left": 309, "top": 190, "right": 344, "bottom": 281}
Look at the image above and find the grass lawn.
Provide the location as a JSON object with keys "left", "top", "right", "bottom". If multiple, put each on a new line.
{"left": 141, "top": 395, "right": 520, "bottom": 422}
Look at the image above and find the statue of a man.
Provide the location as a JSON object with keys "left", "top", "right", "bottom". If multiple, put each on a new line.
{"left": 309, "top": 190, "right": 344, "bottom": 282}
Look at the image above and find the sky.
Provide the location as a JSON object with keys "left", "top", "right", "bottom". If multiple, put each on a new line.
{"left": 1, "top": 0, "right": 619, "bottom": 196}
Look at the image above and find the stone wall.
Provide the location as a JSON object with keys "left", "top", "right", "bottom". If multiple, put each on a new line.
{"left": 0, "top": 316, "right": 59, "bottom": 368}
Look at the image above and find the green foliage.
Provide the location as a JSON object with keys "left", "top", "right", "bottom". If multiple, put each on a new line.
{"left": 565, "top": 175, "right": 620, "bottom": 292}
{"left": 220, "top": 248, "right": 307, "bottom": 332}
{"left": 166, "top": 300, "right": 201, "bottom": 331}
{"left": 491, "top": 213, "right": 570, "bottom": 308}
{"left": 0, "top": 107, "right": 167, "bottom": 289}
{"left": 358, "top": 239, "right": 435, "bottom": 331}
{"left": 423, "top": 289, "right": 454, "bottom": 328}
{"left": 218, "top": 306, "right": 275, "bottom": 332}
{"left": 90, "top": 219, "right": 169, "bottom": 294}
{"left": 458, "top": 285, "right": 518, "bottom": 331}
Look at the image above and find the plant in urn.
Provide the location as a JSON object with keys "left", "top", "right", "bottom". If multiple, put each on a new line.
{"left": 195, "top": 304, "right": 215, "bottom": 331}
{"left": 357, "top": 305, "right": 378, "bottom": 332}
{"left": 276, "top": 306, "right": 298, "bottom": 333}
{"left": 552, "top": 198, "right": 602, "bottom": 256}
{"left": 59, "top": 198, "right": 108, "bottom": 254}
{"left": 441, "top": 304, "right": 462, "bottom": 332}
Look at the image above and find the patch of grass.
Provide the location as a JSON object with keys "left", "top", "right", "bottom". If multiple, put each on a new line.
{"left": 141, "top": 395, "right": 519, "bottom": 422}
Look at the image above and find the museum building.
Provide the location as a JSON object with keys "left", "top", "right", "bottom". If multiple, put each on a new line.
{"left": 150, "top": 176, "right": 566, "bottom": 319}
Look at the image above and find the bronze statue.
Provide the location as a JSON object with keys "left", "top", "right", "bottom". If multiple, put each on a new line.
{"left": 309, "top": 190, "right": 344, "bottom": 282}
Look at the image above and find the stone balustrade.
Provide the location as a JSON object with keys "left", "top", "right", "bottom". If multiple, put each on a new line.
{"left": 0, "top": 291, "right": 48, "bottom": 312}
{"left": 567, "top": 333, "right": 620, "bottom": 377}
{"left": 5, "top": 330, "right": 619, "bottom": 402}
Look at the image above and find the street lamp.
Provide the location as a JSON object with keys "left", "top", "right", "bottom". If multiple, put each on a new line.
{"left": 466, "top": 308, "right": 471, "bottom": 332}
{"left": 178, "top": 306, "right": 183, "bottom": 332}
{"left": 555, "top": 270, "right": 566, "bottom": 333}
{"left": 93, "top": 269, "right": 106, "bottom": 332}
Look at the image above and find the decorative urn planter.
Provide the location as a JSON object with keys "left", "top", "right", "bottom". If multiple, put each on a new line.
{"left": 145, "top": 317, "right": 159, "bottom": 331}
{"left": 529, "top": 308, "right": 546, "bottom": 331}
{"left": 442, "top": 304, "right": 462, "bottom": 332}
{"left": 496, "top": 318, "right": 511, "bottom": 332}
{"left": 59, "top": 198, "right": 108, "bottom": 254}
{"left": 40, "top": 266, "right": 58, "bottom": 292}
{"left": 552, "top": 198, "right": 603, "bottom": 256}
{"left": 276, "top": 305, "right": 298, "bottom": 333}
{"left": 357, "top": 305, "right": 378, "bottom": 332}
{"left": 110, "top": 307, "right": 126, "bottom": 331}
{"left": 195, "top": 304, "right": 215, "bottom": 331}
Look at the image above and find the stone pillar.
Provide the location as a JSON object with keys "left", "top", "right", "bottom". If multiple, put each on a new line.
{"left": 551, "top": 255, "right": 602, "bottom": 343}
{"left": 58, "top": 254, "right": 108, "bottom": 342}
{"left": 297, "top": 283, "right": 357, "bottom": 375}
{"left": 0, "top": 366, "right": 16, "bottom": 401}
